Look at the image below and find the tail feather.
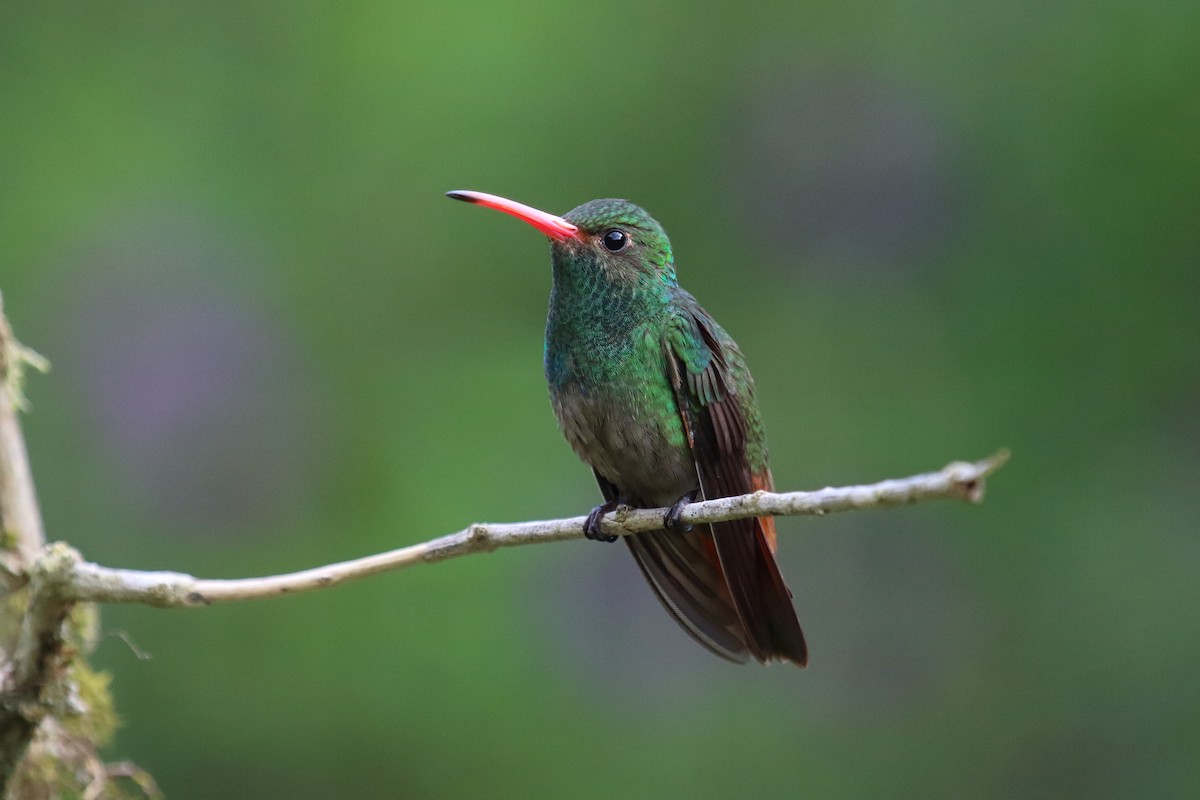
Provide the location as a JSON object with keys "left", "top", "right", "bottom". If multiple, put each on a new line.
{"left": 625, "top": 516, "right": 807, "bottom": 667}
{"left": 625, "top": 528, "right": 750, "bottom": 663}
{"left": 710, "top": 514, "right": 808, "bottom": 666}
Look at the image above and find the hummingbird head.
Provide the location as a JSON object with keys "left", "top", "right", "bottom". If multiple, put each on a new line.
{"left": 446, "top": 190, "right": 678, "bottom": 290}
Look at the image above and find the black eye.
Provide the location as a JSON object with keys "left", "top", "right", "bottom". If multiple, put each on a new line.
{"left": 601, "top": 229, "right": 628, "bottom": 252}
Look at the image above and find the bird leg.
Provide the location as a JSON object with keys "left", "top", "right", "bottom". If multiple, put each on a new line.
{"left": 584, "top": 499, "right": 622, "bottom": 543}
{"left": 663, "top": 489, "right": 700, "bottom": 533}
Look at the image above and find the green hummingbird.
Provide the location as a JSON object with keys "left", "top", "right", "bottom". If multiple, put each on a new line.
{"left": 447, "top": 190, "right": 807, "bottom": 666}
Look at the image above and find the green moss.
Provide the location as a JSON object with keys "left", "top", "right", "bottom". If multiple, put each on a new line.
{"left": 0, "top": 527, "right": 19, "bottom": 552}
{"left": 4, "top": 595, "right": 156, "bottom": 799}
{"left": 62, "top": 662, "right": 118, "bottom": 747}
{"left": 0, "top": 586, "right": 29, "bottom": 647}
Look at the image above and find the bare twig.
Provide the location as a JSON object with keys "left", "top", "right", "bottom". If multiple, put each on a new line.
{"left": 40, "top": 450, "right": 1009, "bottom": 609}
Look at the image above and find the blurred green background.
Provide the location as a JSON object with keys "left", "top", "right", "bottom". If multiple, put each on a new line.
{"left": 3, "top": 1, "right": 1198, "bottom": 797}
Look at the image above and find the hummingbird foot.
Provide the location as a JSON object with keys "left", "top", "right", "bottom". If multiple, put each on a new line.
{"left": 663, "top": 490, "right": 700, "bottom": 533}
{"left": 584, "top": 500, "right": 621, "bottom": 543}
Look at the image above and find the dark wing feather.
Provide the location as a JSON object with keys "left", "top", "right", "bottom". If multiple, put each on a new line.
{"left": 594, "top": 470, "right": 750, "bottom": 662}
{"left": 668, "top": 297, "right": 808, "bottom": 666}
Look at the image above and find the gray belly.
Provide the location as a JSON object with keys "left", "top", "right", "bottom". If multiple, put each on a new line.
{"left": 550, "top": 386, "right": 697, "bottom": 507}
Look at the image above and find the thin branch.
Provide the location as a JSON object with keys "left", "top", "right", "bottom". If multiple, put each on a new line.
{"left": 48, "top": 450, "right": 1010, "bottom": 609}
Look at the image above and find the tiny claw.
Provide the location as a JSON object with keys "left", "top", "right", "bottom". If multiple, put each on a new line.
{"left": 663, "top": 489, "right": 700, "bottom": 533}
{"left": 584, "top": 500, "right": 620, "bottom": 543}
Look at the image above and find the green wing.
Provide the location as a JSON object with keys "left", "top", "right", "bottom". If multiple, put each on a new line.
{"left": 662, "top": 291, "right": 807, "bottom": 665}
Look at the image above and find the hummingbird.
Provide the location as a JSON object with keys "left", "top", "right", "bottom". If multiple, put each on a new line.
{"left": 446, "top": 190, "right": 807, "bottom": 666}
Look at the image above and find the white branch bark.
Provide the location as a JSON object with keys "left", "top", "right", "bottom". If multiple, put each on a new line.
{"left": 48, "top": 450, "right": 1009, "bottom": 608}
